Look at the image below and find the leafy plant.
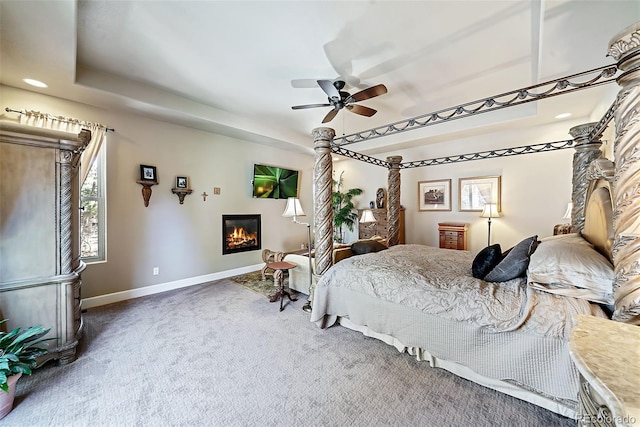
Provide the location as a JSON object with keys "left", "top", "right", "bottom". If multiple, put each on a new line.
{"left": 0, "top": 320, "right": 51, "bottom": 393}
{"left": 332, "top": 171, "right": 363, "bottom": 242}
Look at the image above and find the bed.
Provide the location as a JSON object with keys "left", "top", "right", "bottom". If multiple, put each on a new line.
{"left": 310, "top": 214, "right": 613, "bottom": 418}
{"left": 306, "top": 22, "right": 640, "bottom": 420}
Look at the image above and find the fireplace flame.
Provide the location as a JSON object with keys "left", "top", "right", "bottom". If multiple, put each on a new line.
{"left": 226, "top": 226, "right": 257, "bottom": 249}
{"left": 231, "top": 227, "right": 248, "bottom": 240}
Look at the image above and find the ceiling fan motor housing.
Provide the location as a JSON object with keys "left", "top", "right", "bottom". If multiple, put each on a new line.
{"left": 291, "top": 78, "right": 387, "bottom": 123}
{"left": 330, "top": 90, "right": 351, "bottom": 109}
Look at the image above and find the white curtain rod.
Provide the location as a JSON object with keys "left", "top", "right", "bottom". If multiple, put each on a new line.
{"left": 4, "top": 107, "right": 115, "bottom": 132}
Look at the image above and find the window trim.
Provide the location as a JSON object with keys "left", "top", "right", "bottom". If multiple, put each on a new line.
{"left": 80, "top": 143, "right": 106, "bottom": 263}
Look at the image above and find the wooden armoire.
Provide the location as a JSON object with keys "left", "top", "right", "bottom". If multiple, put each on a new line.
{"left": 0, "top": 122, "right": 90, "bottom": 365}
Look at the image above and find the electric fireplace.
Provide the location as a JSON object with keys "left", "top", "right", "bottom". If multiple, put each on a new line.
{"left": 222, "top": 214, "right": 261, "bottom": 255}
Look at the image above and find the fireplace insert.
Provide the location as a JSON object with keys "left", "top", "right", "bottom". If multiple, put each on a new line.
{"left": 222, "top": 214, "right": 261, "bottom": 255}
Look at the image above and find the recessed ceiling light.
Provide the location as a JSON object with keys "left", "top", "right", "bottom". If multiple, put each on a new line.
{"left": 555, "top": 113, "right": 571, "bottom": 119}
{"left": 23, "top": 78, "right": 48, "bottom": 88}
{"left": 333, "top": 157, "right": 340, "bottom": 162}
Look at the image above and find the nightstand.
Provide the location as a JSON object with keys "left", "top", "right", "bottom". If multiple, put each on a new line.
{"left": 438, "top": 223, "right": 468, "bottom": 250}
{"left": 554, "top": 224, "right": 573, "bottom": 235}
{"left": 569, "top": 315, "right": 640, "bottom": 426}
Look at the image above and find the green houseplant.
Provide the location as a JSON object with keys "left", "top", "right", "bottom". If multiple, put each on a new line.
{"left": 332, "top": 171, "right": 363, "bottom": 243}
{"left": 0, "top": 321, "right": 51, "bottom": 419}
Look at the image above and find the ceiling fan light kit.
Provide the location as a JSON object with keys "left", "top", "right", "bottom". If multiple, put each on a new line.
{"left": 292, "top": 79, "right": 387, "bottom": 123}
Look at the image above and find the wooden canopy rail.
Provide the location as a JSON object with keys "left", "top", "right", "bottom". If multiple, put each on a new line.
{"left": 310, "top": 22, "right": 640, "bottom": 325}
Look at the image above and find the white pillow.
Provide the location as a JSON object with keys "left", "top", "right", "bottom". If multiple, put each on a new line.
{"left": 527, "top": 234, "right": 614, "bottom": 304}
{"left": 540, "top": 232, "right": 591, "bottom": 244}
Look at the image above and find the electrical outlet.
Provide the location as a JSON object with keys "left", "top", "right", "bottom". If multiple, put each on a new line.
{"left": 153, "top": 267, "right": 159, "bottom": 275}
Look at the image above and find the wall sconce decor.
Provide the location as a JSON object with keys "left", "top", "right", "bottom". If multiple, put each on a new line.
{"left": 136, "top": 164, "right": 158, "bottom": 207}
{"left": 172, "top": 176, "right": 192, "bottom": 205}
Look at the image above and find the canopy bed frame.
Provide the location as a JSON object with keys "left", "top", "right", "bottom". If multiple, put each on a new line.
{"left": 306, "top": 22, "right": 640, "bottom": 419}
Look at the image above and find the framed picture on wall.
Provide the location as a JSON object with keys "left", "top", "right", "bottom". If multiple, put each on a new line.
{"left": 418, "top": 179, "right": 451, "bottom": 211}
{"left": 458, "top": 175, "right": 501, "bottom": 212}
{"left": 176, "top": 176, "right": 188, "bottom": 188}
{"left": 140, "top": 165, "right": 157, "bottom": 183}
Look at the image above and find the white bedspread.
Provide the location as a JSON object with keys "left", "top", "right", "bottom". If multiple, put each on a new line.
{"left": 312, "top": 244, "right": 604, "bottom": 338}
{"left": 310, "top": 244, "right": 607, "bottom": 414}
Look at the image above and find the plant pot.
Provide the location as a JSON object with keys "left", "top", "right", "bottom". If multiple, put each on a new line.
{"left": 0, "top": 372, "right": 22, "bottom": 420}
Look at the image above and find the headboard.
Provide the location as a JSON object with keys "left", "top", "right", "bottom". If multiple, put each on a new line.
{"left": 582, "top": 181, "right": 614, "bottom": 264}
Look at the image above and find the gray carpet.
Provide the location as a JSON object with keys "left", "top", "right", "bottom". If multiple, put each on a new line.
{"left": 4, "top": 278, "right": 574, "bottom": 426}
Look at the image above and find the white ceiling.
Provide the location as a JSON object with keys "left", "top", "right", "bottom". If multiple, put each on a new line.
{"left": 1, "top": 1, "right": 638, "bottom": 156}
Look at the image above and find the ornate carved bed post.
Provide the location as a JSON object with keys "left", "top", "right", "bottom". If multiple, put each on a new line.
{"left": 569, "top": 123, "right": 602, "bottom": 232}
{"left": 608, "top": 22, "right": 640, "bottom": 324}
{"left": 308, "top": 127, "right": 335, "bottom": 310}
{"left": 386, "top": 155, "right": 402, "bottom": 247}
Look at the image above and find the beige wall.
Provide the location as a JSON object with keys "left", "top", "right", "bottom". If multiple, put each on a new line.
{"left": 1, "top": 85, "right": 314, "bottom": 303}
{"left": 336, "top": 114, "right": 614, "bottom": 254}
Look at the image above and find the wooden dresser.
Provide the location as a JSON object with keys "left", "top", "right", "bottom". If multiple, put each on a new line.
{"left": 0, "top": 122, "right": 90, "bottom": 365}
{"left": 438, "top": 222, "right": 468, "bottom": 250}
{"left": 358, "top": 207, "right": 405, "bottom": 244}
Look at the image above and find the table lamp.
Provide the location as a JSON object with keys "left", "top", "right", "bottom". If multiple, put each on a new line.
{"left": 563, "top": 202, "right": 573, "bottom": 222}
{"left": 282, "top": 197, "right": 313, "bottom": 313}
{"left": 359, "top": 209, "right": 377, "bottom": 236}
{"left": 480, "top": 203, "right": 502, "bottom": 247}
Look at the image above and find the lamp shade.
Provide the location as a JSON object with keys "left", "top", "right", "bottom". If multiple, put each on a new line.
{"left": 282, "top": 197, "right": 305, "bottom": 217}
{"left": 563, "top": 202, "right": 573, "bottom": 220}
{"left": 480, "top": 203, "right": 501, "bottom": 218}
{"left": 360, "top": 209, "right": 376, "bottom": 223}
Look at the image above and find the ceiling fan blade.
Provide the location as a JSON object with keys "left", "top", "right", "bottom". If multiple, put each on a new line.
{"left": 292, "top": 103, "right": 331, "bottom": 110}
{"left": 346, "top": 104, "right": 377, "bottom": 117}
{"left": 317, "top": 80, "right": 340, "bottom": 99}
{"left": 323, "top": 40, "right": 353, "bottom": 80}
{"left": 291, "top": 78, "right": 322, "bottom": 89}
{"left": 322, "top": 108, "right": 339, "bottom": 123}
{"left": 348, "top": 84, "right": 388, "bottom": 102}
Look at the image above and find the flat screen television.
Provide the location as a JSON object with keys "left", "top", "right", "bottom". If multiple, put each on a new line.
{"left": 252, "top": 164, "right": 299, "bottom": 199}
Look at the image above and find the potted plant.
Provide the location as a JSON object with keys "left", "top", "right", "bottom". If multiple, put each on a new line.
{"left": 332, "top": 171, "right": 363, "bottom": 243}
{"left": 0, "top": 320, "right": 51, "bottom": 419}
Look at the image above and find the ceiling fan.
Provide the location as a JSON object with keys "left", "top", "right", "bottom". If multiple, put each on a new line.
{"left": 292, "top": 80, "right": 387, "bottom": 123}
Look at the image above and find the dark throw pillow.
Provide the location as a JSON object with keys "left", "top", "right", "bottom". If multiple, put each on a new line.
{"left": 351, "top": 240, "right": 387, "bottom": 255}
{"left": 471, "top": 244, "right": 502, "bottom": 279}
{"left": 484, "top": 235, "right": 539, "bottom": 282}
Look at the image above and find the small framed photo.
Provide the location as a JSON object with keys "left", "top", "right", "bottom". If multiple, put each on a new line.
{"left": 176, "top": 176, "right": 188, "bottom": 189}
{"left": 418, "top": 179, "right": 451, "bottom": 211}
{"left": 140, "top": 165, "right": 157, "bottom": 183}
{"left": 458, "top": 175, "right": 501, "bottom": 212}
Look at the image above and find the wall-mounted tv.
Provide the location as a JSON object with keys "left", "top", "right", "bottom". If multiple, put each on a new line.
{"left": 252, "top": 164, "right": 299, "bottom": 199}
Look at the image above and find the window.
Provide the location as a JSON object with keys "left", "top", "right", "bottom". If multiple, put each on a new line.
{"left": 80, "top": 145, "right": 106, "bottom": 262}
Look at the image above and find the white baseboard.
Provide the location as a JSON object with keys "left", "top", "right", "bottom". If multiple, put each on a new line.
{"left": 81, "top": 264, "right": 263, "bottom": 309}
